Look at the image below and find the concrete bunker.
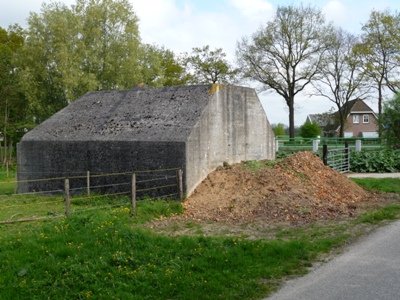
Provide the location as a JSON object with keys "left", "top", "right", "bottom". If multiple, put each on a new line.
{"left": 17, "top": 84, "right": 275, "bottom": 196}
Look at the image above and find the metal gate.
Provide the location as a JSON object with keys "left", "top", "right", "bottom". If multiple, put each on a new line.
{"left": 322, "top": 143, "right": 350, "bottom": 173}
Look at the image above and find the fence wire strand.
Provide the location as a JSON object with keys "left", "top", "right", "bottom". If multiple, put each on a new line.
{"left": 1, "top": 167, "right": 182, "bottom": 223}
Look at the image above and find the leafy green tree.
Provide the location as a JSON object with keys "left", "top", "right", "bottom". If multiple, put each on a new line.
{"left": 311, "top": 28, "right": 369, "bottom": 137}
{"left": 236, "top": 4, "right": 333, "bottom": 139}
{"left": 272, "top": 123, "right": 286, "bottom": 137}
{"left": 299, "top": 121, "right": 321, "bottom": 138}
{"left": 160, "top": 49, "right": 189, "bottom": 86}
{"left": 379, "top": 94, "right": 400, "bottom": 149}
{"left": 354, "top": 9, "right": 400, "bottom": 116}
{"left": 19, "top": 0, "right": 142, "bottom": 122}
{"left": 184, "top": 45, "right": 238, "bottom": 84}
{"left": 140, "top": 44, "right": 188, "bottom": 87}
{"left": 0, "top": 25, "right": 31, "bottom": 164}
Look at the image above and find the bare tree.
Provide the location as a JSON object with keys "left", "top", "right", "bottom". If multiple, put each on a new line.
{"left": 354, "top": 9, "right": 400, "bottom": 116}
{"left": 236, "top": 4, "right": 333, "bottom": 138}
{"left": 311, "top": 28, "right": 370, "bottom": 137}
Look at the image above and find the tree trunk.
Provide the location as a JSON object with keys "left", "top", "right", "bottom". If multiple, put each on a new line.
{"left": 378, "top": 85, "right": 383, "bottom": 117}
{"left": 7, "top": 139, "right": 13, "bottom": 165}
{"left": 339, "top": 115, "right": 345, "bottom": 137}
{"left": 3, "top": 97, "right": 7, "bottom": 165}
{"left": 288, "top": 97, "right": 295, "bottom": 139}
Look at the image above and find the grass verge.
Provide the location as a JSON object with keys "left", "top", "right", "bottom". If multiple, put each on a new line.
{"left": 350, "top": 178, "right": 400, "bottom": 193}
{"left": 0, "top": 206, "right": 315, "bottom": 300}
{"left": 0, "top": 177, "right": 399, "bottom": 299}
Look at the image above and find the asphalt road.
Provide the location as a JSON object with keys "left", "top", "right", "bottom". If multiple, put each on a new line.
{"left": 267, "top": 220, "right": 400, "bottom": 300}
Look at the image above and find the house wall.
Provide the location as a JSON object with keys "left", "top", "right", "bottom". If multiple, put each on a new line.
{"left": 344, "top": 113, "right": 378, "bottom": 137}
{"left": 185, "top": 85, "right": 275, "bottom": 195}
{"left": 17, "top": 140, "right": 186, "bottom": 195}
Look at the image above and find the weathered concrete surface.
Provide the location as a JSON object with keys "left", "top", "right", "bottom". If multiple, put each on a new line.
{"left": 18, "top": 84, "right": 275, "bottom": 195}
{"left": 186, "top": 85, "right": 275, "bottom": 194}
{"left": 22, "top": 85, "right": 211, "bottom": 142}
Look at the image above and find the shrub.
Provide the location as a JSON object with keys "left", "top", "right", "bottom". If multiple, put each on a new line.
{"left": 379, "top": 94, "right": 400, "bottom": 149}
{"left": 299, "top": 121, "right": 321, "bottom": 138}
{"left": 273, "top": 123, "right": 286, "bottom": 137}
{"left": 350, "top": 149, "right": 400, "bottom": 173}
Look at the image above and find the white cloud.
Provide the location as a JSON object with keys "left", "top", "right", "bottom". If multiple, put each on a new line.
{"left": 322, "top": 0, "right": 348, "bottom": 26}
{"left": 130, "top": 0, "right": 267, "bottom": 59}
{"left": 130, "top": 0, "right": 189, "bottom": 31}
{"left": 0, "top": 0, "right": 76, "bottom": 28}
{"left": 229, "top": 0, "right": 274, "bottom": 24}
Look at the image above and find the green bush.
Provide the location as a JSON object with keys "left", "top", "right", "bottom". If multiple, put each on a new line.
{"left": 273, "top": 123, "right": 286, "bottom": 137}
{"left": 350, "top": 149, "right": 400, "bottom": 173}
{"left": 379, "top": 94, "right": 400, "bottom": 149}
{"left": 299, "top": 122, "right": 321, "bottom": 138}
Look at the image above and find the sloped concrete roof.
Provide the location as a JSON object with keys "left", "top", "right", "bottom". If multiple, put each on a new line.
{"left": 23, "top": 85, "right": 213, "bottom": 142}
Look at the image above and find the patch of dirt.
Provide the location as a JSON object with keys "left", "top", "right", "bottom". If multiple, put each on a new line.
{"left": 147, "top": 152, "right": 399, "bottom": 236}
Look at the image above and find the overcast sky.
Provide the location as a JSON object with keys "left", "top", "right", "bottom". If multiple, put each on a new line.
{"left": 1, "top": 0, "right": 399, "bottom": 125}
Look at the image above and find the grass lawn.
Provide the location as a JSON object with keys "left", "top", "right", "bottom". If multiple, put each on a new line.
{"left": 0, "top": 203, "right": 323, "bottom": 299}
{"left": 0, "top": 177, "right": 399, "bottom": 299}
{"left": 350, "top": 178, "right": 400, "bottom": 194}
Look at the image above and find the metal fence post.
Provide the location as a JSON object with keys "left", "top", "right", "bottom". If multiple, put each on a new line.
{"left": 323, "top": 145, "right": 328, "bottom": 166}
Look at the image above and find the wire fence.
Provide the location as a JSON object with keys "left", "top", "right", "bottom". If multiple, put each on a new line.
{"left": 0, "top": 168, "right": 183, "bottom": 224}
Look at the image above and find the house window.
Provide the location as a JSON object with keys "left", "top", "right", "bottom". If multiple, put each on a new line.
{"left": 353, "top": 115, "right": 359, "bottom": 124}
{"left": 363, "top": 114, "right": 369, "bottom": 123}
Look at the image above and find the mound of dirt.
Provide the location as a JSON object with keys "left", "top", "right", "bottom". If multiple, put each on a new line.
{"left": 183, "top": 152, "right": 379, "bottom": 224}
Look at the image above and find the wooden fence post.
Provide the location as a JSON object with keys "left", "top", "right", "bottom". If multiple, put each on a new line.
{"left": 65, "top": 179, "right": 70, "bottom": 217}
{"left": 177, "top": 169, "right": 183, "bottom": 201}
{"left": 131, "top": 173, "right": 136, "bottom": 216}
{"left": 323, "top": 145, "right": 328, "bottom": 166}
{"left": 87, "top": 171, "right": 90, "bottom": 196}
{"left": 14, "top": 172, "right": 17, "bottom": 194}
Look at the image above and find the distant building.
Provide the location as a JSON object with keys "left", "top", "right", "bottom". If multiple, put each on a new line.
{"left": 306, "top": 99, "right": 379, "bottom": 138}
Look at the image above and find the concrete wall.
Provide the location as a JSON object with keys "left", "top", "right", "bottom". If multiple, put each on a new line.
{"left": 17, "top": 84, "right": 275, "bottom": 197}
{"left": 185, "top": 85, "right": 275, "bottom": 195}
{"left": 18, "top": 140, "right": 186, "bottom": 195}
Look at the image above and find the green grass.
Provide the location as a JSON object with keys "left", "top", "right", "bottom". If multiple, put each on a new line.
{"left": 0, "top": 209, "right": 316, "bottom": 299}
{"left": 350, "top": 178, "right": 400, "bottom": 193}
{"left": 1, "top": 176, "right": 400, "bottom": 299}
{"left": 242, "top": 160, "right": 276, "bottom": 172}
{"left": 358, "top": 205, "right": 400, "bottom": 224}
{"left": 351, "top": 178, "right": 400, "bottom": 224}
{"left": 0, "top": 166, "right": 16, "bottom": 194}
